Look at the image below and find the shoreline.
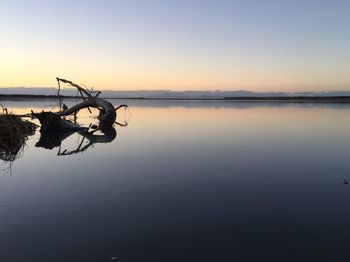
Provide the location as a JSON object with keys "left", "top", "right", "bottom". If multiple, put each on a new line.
{"left": 2, "top": 94, "right": 350, "bottom": 103}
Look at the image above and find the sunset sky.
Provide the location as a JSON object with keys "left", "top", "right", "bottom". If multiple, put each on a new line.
{"left": 1, "top": 0, "right": 349, "bottom": 91}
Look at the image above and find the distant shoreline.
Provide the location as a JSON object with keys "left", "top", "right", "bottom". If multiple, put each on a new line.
{"left": 2, "top": 94, "right": 350, "bottom": 103}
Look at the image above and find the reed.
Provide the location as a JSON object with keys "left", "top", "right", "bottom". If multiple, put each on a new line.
{"left": 0, "top": 108, "right": 36, "bottom": 162}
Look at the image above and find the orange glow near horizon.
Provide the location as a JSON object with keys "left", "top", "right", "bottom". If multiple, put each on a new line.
{"left": 1, "top": 67, "right": 350, "bottom": 92}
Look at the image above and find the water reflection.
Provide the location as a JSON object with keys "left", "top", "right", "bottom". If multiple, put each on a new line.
{"left": 36, "top": 124, "right": 123, "bottom": 157}
{"left": 35, "top": 130, "right": 76, "bottom": 150}
{"left": 59, "top": 125, "right": 117, "bottom": 156}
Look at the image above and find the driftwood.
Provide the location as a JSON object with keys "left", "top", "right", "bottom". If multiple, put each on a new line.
{"left": 32, "top": 111, "right": 86, "bottom": 132}
{"left": 57, "top": 98, "right": 116, "bottom": 123}
{"left": 0, "top": 79, "right": 129, "bottom": 169}
{"left": 32, "top": 78, "right": 128, "bottom": 132}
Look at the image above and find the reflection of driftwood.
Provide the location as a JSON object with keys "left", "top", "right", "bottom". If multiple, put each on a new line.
{"left": 57, "top": 127, "right": 117, "bottom": 156}
{"left": 33, "top": 78, "right": 127, "bottom": 132}
{"left": 35, "top": 122, "right": 117, "bottom": 155}
{"left": 0, "top": 113, "right": 36, "bottom": 162}
{"left": 58, "top": 125, "right": 117, "bottom": 156}
{"left": 35, "top": 130, "right": 76, "bottom": 150}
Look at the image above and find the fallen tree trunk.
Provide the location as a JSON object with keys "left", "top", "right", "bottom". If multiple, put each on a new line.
{"left": 57, "top": 98, "right": 116, "bottom": 124}
{"left": 32, "top": 111, "right": 86, "bottom": 132}
{"left": 32, "top": 78, "right": 126, "bottom": 132}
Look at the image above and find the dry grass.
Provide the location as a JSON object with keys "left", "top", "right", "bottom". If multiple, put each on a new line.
{"left": 0, "top": 110, "right": 36, "bottom": 163}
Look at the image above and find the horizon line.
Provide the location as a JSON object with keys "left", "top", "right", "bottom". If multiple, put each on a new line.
{"left": 1, "top": 86, "right": 350, "bottom": 94}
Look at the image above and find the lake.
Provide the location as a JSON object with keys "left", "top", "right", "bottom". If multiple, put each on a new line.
{"left": 1, "top": 99, "right": 350, "bottom": 262}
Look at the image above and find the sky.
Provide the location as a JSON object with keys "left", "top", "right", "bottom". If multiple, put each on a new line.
{"left": 0, "top": 0, "right": 349, "bottom": 91}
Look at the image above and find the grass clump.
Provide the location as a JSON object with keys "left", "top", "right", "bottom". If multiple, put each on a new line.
{"left": 0, "top": 110, "right": 36, "bottom": 163}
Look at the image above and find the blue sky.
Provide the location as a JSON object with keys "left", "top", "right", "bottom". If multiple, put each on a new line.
{"left": 1, "top": 0, "right": 349, "bottom": 91}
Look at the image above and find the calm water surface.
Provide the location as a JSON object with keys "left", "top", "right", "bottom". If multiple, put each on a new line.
{"left": 1, "top": 99, "right": 350, "bottom": 262}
